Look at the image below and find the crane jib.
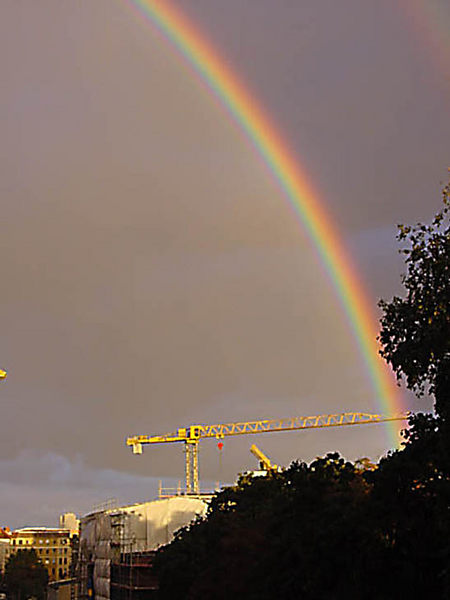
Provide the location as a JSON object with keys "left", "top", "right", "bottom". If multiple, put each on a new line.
{"left": 127, "top": 412, "right": 407, "bottom": 446}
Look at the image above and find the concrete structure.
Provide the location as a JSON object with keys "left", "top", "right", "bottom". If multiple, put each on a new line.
{"left": 78, "top": 496, "right": 207, "bottom": 600}
{"left": 11, "top": 528, "right": 72, "bottom": 582}
{"left": 0, "top": 528, "right": 11, "bottom": 574}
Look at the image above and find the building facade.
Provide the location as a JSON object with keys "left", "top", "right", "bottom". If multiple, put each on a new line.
{"left": 10, "top": 527, "right": 72, "bottom": 582}
{"left": 0, "top": 528, "right": 11, "bottom": 574}
{"left": 59, "top": 513, "right": 80, "bottom": 536}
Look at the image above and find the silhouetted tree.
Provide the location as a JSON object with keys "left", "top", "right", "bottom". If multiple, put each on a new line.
{"left": 4, "top": 549, "right": 48, "bottom": 600}
{"left": 379, "top": 179, "right": 449, "bottom": 411}
{"left": 374, "top": 178, "right": 450, "bottom": 596}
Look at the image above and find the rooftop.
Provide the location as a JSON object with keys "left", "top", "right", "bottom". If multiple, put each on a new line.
{"left": 13, "top": 527, "right": 71, "bottom": 535}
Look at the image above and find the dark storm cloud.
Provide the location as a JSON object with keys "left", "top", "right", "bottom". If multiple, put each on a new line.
{"left": 0, "top": 0, "right": 447, "bottom": 525}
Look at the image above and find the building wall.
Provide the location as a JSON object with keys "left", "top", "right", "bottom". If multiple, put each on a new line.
{"left": 0, "top": 537, "right": 11, "bottom": 574}
{"left": 47, "top": 578, "right": 77, "bottom": 600}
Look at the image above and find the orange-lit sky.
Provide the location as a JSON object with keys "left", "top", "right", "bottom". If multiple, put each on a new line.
{"left": 0, "top": 0, "right": 448, "bottom": 527}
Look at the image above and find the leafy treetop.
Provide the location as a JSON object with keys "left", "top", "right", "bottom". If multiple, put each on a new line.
{"left": 4, "top": 549, "right": 48, "bottom": 600}
{"left": 378, "top": 178, "right": 449, "bottom": 406}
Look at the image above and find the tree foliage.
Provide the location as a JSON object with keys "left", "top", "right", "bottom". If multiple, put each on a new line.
{"left": 378, "top": 180, "right": 450, "bottom": 405}
{"left": 4, "top": 549, "right": 48, "bottom": 600}
{"left": 375, "top": 179, "right": 450, "bottom": 596}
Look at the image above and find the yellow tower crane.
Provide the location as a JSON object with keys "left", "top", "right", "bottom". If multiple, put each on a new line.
{"left": 126, "top": 412, "right": 407, "bottom": 495}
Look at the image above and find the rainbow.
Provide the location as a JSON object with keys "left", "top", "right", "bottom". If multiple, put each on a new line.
{"left": 122, "top": 0, "right": 404, "bottom": 446}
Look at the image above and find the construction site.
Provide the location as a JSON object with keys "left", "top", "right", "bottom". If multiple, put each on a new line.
{"left": 78, "top": 496, "right": 208, "bottom": 600}
{"left": 76, "top": 411, "right": 405, "bottom": 599}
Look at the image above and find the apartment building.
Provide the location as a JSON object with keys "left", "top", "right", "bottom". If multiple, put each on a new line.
{"left": 10, "top": 527, "right": 72, "bottom": 582}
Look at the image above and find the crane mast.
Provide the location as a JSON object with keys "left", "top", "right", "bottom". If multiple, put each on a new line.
{"left": 127, "top": 411, "right": 407, "bottom": 494}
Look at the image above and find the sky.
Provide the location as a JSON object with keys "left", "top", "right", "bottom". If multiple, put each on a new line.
{"left": 0, "top": 0, "right": 449, "bottom": 528}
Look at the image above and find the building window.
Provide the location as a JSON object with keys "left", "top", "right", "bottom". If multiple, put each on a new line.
{"left": 64, "top": 558, "right": 67, "bottom": 564}
{"left": 46, "top": 539, "right": 49, "bottom": 544}
{"left": 52, "top": 568, "right": 55, "bottom": 575}
{"left": 19, "top": 540, "right": 22, "bottom": 545}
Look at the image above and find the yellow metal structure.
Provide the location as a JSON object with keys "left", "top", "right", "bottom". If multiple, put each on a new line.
{"left": 0, "top": 369, "right": 7, "bottom": 380}
{"left": 250, "top": 444, "right": 278, "bottom": 472}
{"left": 127, "top": 412, "right": 407, "bottom": 494}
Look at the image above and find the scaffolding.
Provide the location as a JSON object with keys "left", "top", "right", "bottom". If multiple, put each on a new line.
{"left": 110, "top": 551, "right": 158, "bottom": 600}
{"left": 109, "top": 511, "right": 161, "bottom": 599}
